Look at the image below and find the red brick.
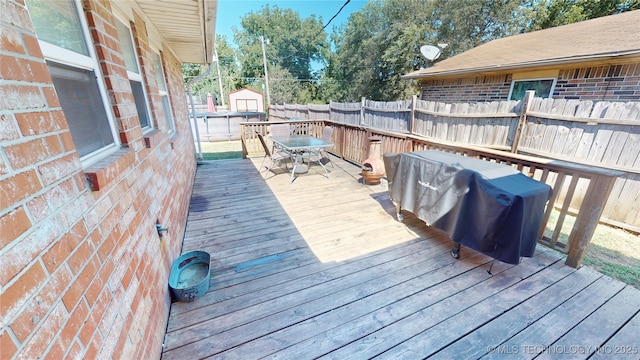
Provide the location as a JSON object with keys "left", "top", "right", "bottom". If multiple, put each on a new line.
{"left": 0, "top": 113, "right": 21, "bottom": 141}
{"left": 10, "top": 266, "right": 72, "bottom": 342}
{"left": 62, "top": 255, "right": 99, "bottom": 311}
{"left": 3, "top": 1, "right": 34, "bottom": 31}
{"left": 0, "top": 156, "right": 8, "bottom": 177}
{"left": 85, "top": 259, "right": 114, "bottom": 306}
{"left": 80, "top": 288, "right": 110, "bottom": 346}
{"left": 15, "top": 111, "right": 64, "bottom": 136}
{"left": 37, "top": 153, "right": 82, "bottom": 186}
{"left": 1, "top": 262, "right": 47, "bottom": 326}
{"left": 42, "top": 221, "right": 87, "bottom": 273}
{"left": 97, "top": 230, "right": 117, "bottom": 263}
{"left": 15, "top": 302, "right": 68, "bottom": 360}
{"left": 60, "top": 300, "right": 89, "bottom": 348}
{"left": 0, "top": 169, "right": 42, "bottom": 209}
{"left": 0, "top": 206, "right": 32, "bottom": 249}
{"left": 65, "top": 339, "right": 85, "bottom": 360}
{"left": 5, "top": 135, "right": 63, "bottom": 169}
{"left": 43, "top": 337, "right": 66, "bottom": 360}
{"left": 0, "top": 330, "right": 18, "bottom": 360}
{"left": 22, "top": 33, "right": 43, "bottom": 58}
{"left": 120, "top": 262, "right": 135, "bottom": 290}
{"left": 84, "top": 336, "right": 101, "bottom": 360}
{"left": 59, "top": 131, "right": 75, "bottom": 152}
{"left": 25, "top": 194, "right": 50, "bottom": 223}
{"left": 112, "top": 312, "right": 134, "bottom": 360}
{"left": 0, "top": 56, "right": 50, "bottom": 83}
{"left": 67, "top": 241, "right": 93, "bottom": 275}
{"left": 0, "top": 26, "right": 25, "bottom": 54}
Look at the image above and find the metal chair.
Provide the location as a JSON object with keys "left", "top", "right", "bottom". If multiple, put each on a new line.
{"left": 302, "top": 126, "right": 334, "bottom": 179}
{"left": 269, "top": 124, "right": 290, "bottom": 138}
{"left": 312, "top": 126, "right": 334, "bottom": 168}
{"left": 256, "top": 132, "right": 292, "bottom": 177}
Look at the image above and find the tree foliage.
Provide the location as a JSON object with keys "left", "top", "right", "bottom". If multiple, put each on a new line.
{"left": 529, "top": 0, "right": 640, "bottom": 29}
{"left": 181, "top": 34, "right": 239, "bottom": 104}
{"left": 233, "top": 5, "right": 329, "bottom": 104}
{"left": 183, "top": 0, "right": 640, "bottom": 105}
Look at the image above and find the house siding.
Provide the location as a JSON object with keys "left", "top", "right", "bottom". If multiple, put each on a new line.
{"left": 1, "top": 0, "right": 195, "bottom": 359}
{"left": 420, "top": 63, "right": 640, "bottom": 102}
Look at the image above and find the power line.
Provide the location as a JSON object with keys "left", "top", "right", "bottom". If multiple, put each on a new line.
{"left": 321, "top": 0, "right": 351, "bottom": 32}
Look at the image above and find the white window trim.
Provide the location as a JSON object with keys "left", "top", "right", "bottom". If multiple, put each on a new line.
{"left": 114, "top": 14, "right": 154, "bottom": 133}
{"left": 508, "top": 77, "right": 557, "bottom": 100}
{"left": 152, "top": 49, "right": 176, "bottom": 134}
{"left": 34, "top": 0, "right": 120, "bottom": 166}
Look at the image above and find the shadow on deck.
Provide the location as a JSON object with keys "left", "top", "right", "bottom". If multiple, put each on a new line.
{"left": 162, "top": 156, "right": 640, "bottom": 359}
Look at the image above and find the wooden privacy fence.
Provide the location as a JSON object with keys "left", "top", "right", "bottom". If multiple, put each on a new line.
{"left": 268, "top": 94, "right": 640, "bottom": 232}
{"left": 239, "top": 119, "right": 622, "bottom": 268}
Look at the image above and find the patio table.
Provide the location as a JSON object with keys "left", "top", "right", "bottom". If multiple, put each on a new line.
{"left": 384, "top": 150, "right": 552, "bottom": 264}
{"left": 270, "top": 135, "right": 333, "bottom": 183}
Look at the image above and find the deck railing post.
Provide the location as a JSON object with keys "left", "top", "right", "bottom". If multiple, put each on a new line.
{"left": 360, "top": 97, "right": 366, "bottom": 127}
{"left": 410, "top": 95, "right": 417, "bottom": 135}
{"left": 565, "top": 173, "right": 618, "bottom": 268}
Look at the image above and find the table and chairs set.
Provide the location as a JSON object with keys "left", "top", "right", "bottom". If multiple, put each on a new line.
{"left": 257, "top": 124, "right": 334, "bottom": 183}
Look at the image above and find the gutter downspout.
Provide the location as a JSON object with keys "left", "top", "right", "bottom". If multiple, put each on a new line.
{"left": 187, "top": 62, "right": 214, "bottom": 162}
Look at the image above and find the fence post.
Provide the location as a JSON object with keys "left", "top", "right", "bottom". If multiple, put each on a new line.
{"left": 511, "top": 90, "right": 534, "bottom": 153}
{"left": 329, "top": 101, "right": 333, "bottom": 122}
{"left": 360, "top": 97, "right": 366, "bottom": 126}
{"left": 410, "top": 95, "right": 417, "bottom": 135}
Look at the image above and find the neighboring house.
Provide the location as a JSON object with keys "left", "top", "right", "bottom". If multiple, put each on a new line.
{"left": 0, "top": 0, "right": 216, "bottom": 359}
{"left": 403, "top": 10, "right": 640, "bottom": 103}
{"left": 228, "top": 88, "right": 265, "bottom": 112}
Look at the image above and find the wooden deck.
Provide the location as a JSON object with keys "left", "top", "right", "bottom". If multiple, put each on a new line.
{"left": 162, "top": 156, "right": 640, "bottom": 359}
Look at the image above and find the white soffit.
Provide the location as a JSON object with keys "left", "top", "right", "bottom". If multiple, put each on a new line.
{"left": 135, "top": 0, "right": 217, "bottom": 64}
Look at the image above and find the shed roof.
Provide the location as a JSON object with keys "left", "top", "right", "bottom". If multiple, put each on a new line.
{"left": 403, "top": 10, "right": 640, "bottom": 80}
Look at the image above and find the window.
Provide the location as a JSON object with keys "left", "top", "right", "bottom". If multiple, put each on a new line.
{"left": 509, "top": 78, "right": 556, "bottom": 100}
{"left": 152, "top": 52, "right": 176, "bottom": 133}
{"left": 26, "top": 0, "right": 118, "bottom": 161}
{"left": 115, "top": 18, "right": 152, "bottom": 130}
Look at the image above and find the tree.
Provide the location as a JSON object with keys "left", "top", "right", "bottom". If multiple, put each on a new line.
{"left": 325, "top": 0, "right": 536, "bottom": 102}
{"left": 528, "top": 0, "right": 640, "bottom": 30}
{"left": 181, "top": 34, "right": 239, "bottom": 105}
{"left": 234, "top": 5, "right": 329, "bottom": 103}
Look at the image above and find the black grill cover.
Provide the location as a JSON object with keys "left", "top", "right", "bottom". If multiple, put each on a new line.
{"left": 384, "top": 151, "right": 551, "bottom": 264}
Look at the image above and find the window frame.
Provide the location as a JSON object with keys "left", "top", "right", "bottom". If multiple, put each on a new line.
{"left": 114, "top": 15, "right": 154, "bottom": 133}
{"left": 508, "top": 77, "right": 557, "bottom": 101}
{"left": 28, "top": 0, "right": 120, "bottom": 166}
{"left": 152, "top": 50, "right": 176, "bottom": 134}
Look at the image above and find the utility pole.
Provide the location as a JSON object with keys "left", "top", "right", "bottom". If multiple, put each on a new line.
{"left": 259, "top": 35, "right": 271, "bottom": 108}
{"left": 214, "top": 48, "right": 225, "bottom": 108}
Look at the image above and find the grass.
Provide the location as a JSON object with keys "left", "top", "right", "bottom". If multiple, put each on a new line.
{"left": 544, "top": 210, "right": 640, "bottom": 289}
{"left": 195, "top": 140, "right": 243, "bottom": 160}
{"left": 196, "top": 140, "right": 640, "bottom": 288}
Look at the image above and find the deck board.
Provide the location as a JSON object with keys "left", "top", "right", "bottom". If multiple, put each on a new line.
{"left": 162, "top": 156, "right": 640, "bottom": 359}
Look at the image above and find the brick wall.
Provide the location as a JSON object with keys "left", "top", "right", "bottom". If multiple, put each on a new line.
{"left": 555, "top": 63, "right": 640, "bottom": 100}
{"left": 420, "top": 75, "right": 512, "bottom": 102}
{"left": 1, "top": 0, "right": 196, "bottom": 359}
{"left": 420, "top": 63, "right": 640, "bottom": 102}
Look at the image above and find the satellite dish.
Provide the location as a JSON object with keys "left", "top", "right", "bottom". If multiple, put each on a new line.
{"left": 420, "top": 45, "right": 442, "bottom": 61}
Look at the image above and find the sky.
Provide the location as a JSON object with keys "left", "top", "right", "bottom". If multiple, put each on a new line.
{"left": 215, "top": 0, "right": 368, "bottom": 43}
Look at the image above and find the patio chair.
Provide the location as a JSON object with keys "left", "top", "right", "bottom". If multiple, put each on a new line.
{"left": 256, "top": 132, "right": 292, "bottom": 177}
{"left": 269, "top": 124, "right": 290, "bottom": 138}
{"left": 307, "top": 126, "right": 334, "bottom": 168}
{"left": 303, "top": 126, "right": 333, "bottom": 177}
{"left": 268, "top": 123, "right": 291, "bottom": 153}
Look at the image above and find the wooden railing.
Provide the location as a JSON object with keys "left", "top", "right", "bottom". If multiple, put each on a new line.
{"left": 240, "top": 119, "right": 622, "bottom": 268}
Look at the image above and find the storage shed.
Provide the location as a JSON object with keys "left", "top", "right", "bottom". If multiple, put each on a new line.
{"left": 228, "top": 88, "right": 265, "bottom": 112}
